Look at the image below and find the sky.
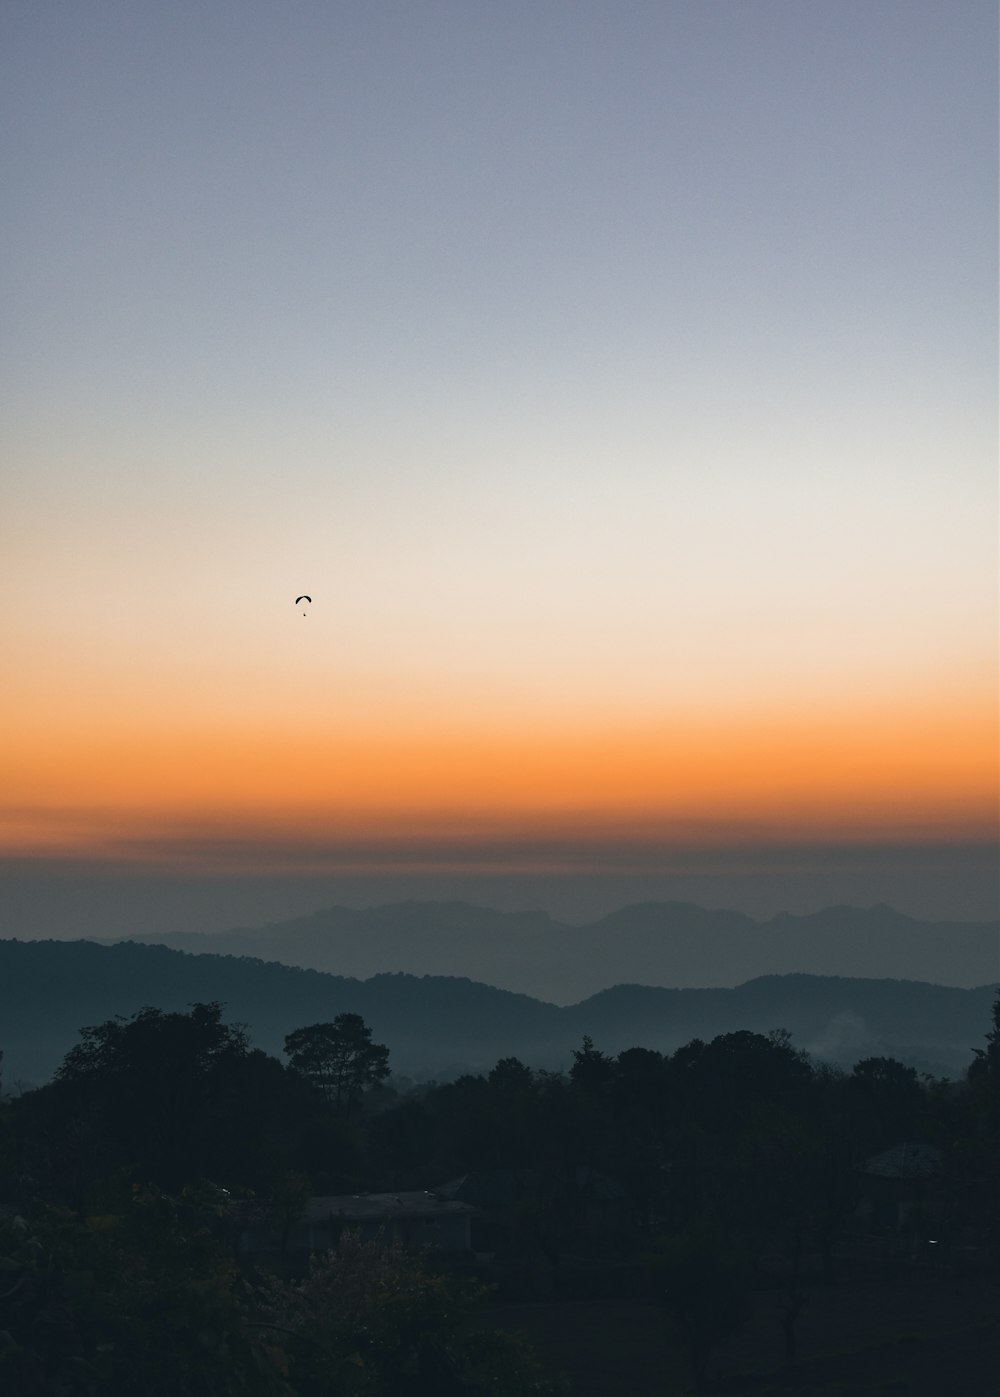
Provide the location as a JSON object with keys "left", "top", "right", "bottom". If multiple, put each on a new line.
{"left": 2, "top": 0, "right": 997, "bottom": 936}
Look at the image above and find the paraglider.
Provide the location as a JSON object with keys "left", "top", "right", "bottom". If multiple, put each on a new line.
{"left": 295, "top": 595, "right": 311, "bottom": 616}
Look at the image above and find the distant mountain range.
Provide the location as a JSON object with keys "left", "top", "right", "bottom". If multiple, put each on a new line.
{"left": 0, "top": 937, "right": 994, "bottom": 1089}
{"left": 99, "top": 899, "right": 1000, "bottom": 1003}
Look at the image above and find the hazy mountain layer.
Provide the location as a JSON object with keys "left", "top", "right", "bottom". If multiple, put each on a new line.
{"left": 0, "top": 937, "right": 994, "bottom": 1088}
{"left": 104, "top": 899, "right": 1000, "bottom": 1001}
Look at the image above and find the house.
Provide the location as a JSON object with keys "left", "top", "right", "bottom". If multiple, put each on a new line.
{"left": 854, "top": 1141, "right": 946, "bottom": 1254}
{"left": 238, "top": 1190, "right": 475, "bottom": 1260}
{"left": 435, "top": 1166, "right": 628, "bottom": 1250}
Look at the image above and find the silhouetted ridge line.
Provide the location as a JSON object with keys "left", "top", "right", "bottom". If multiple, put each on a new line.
{"left": 88, "top": 899, "right": 1000, "bottom": 1003}
{"left": 0, "top": 937, "right": 994, "bottom": 1087}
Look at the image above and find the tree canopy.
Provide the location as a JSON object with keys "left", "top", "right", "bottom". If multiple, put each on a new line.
{"left": 284, "top": 1014, "right": 390, "bottom": 1114}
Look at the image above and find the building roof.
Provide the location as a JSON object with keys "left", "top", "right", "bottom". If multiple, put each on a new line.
{"left": 861, "top": 1142, "right": 943, "bottom": 1180}
{"left": 436, "top": 1171, "right": 523, "bottom": 1206}
{"left": 435, "top": 1166, "right": 625, "bottom": 1206}
{"left": 303, "top": 1191, "right": 475, "bottom": 1224}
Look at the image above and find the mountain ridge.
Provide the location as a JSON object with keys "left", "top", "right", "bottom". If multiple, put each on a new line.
{"left": 1, "top": 936, "right": 994, "bottom": 1089}
{"left": 90, "top": 898, "right": 1000, "bottom": 1002}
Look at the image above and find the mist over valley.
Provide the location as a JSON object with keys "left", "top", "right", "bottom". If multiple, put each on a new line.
{"left": 1, "top": 920, "right": 995, "bottom": 1089}
{"left": 101, "top": 898, "right": 999, "bottom": 1003}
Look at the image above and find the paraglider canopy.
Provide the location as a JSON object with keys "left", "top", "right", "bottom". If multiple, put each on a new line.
{"left": 295, "top": 595, "right": 311, "bottom": 616}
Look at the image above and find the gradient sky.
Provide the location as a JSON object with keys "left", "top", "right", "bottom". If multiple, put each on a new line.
{"left": 2, "top": 1, "right": 997, "bottom": 931}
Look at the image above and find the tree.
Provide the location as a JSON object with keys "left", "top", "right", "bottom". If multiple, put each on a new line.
{"left": 15, "top": 1004, "right": 309, "bottom": 1204}
{"left": 963, "top": 995, "right": 1000, "bottom": 1264}
{"left": 0, "top": 1188, "right": 287, "bottom": 1397}
{"left": 423, "top": 1072, "right": 534, "bottom": 1177}
{"left": 488, "top": 1056, "right": 534, "bottom": 1091}
{"left": 647, "top": 1220, "right": 751, "bottom": 1395}
{"left": 52, "top": 1002, "right": 252, "bottom": 1195}
{"left": 609, "top": 1049, "right": 668, "bottom": 1230}
{"left": 686, "top": 1030, "right": 813, "bottom": 1128}
{"left": 968, "top": 994, "right": 1000, "bottom": 1082}
{"left": 254, "top": 1231, "right": 567, "bottom": 1396}
{"left": 284, "top": 1015, "right": 389, "bottom": 1115}
{"left": 569, "top": 1035, "right": 614, "bottom": 1095}
{"left": 848, "top": 1056, "right": 925, "bottom": 1153}
{"left": 367, "top": 1096, "right": 436, "bottom": 1191}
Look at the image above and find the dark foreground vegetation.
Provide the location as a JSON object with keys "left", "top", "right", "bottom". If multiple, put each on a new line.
{"left": 1, "top": 995, "right": 998, "bottom": 1394}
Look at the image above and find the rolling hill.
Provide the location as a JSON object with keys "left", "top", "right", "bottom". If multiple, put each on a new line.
{"left": 0, "top": 937, "right": 993, "bottom": 1089}
{"left": 99, "top": 899, "right": 1000, "bottom": 1002}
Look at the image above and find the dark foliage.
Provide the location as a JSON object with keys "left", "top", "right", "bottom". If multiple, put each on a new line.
{"left": 11, "top": 1004, "right": 323, "bottom": 1207}
{"left": 2, "top": 981, "right": 998, "bottom": 1396}
{"left": 284, "top": 1015, "right": 389, "bottom": 1115}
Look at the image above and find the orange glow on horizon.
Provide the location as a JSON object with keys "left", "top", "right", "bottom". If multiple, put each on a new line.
{"left": 3, "top": 684, "right": 996, "bottom": 869}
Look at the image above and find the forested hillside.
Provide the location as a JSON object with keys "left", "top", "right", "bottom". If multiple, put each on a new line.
{"left": 2, "top": 993, "right": 999, "bottom": 1394}
{"left": 0, "top": 937, "right": 993, "bottom": 1087}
